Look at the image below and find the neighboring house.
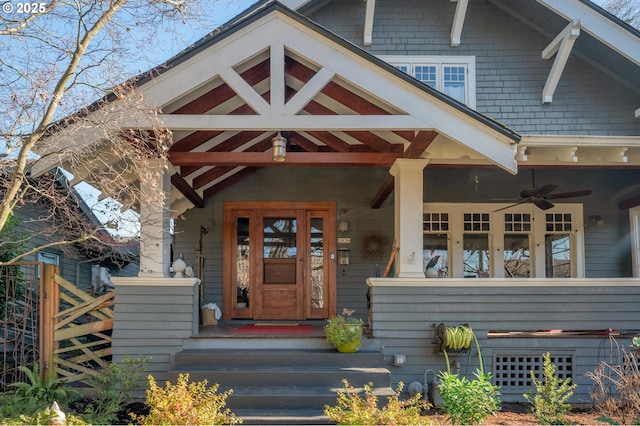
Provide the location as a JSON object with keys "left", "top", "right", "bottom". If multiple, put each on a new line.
{"left": 31, "top": 0, "right": 640, "bottom": 412}
{"left": 1, "top": 166, "right": 139, "bottom": 293}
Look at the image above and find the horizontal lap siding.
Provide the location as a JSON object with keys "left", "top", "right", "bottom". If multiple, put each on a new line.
{"left": 370, "top": 284, "right": 640, "bottom": 403}
{"left": 112, "top": 283, "right": 198, "bottom": 385}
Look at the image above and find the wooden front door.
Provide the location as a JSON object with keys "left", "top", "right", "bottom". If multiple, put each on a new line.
{"left": 223, "top": 202, "right": 336, "bottom": 320}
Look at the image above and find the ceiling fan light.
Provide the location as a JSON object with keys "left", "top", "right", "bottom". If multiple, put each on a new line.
{"left": 272, "top": 132, "right": 287, "bottom": 162}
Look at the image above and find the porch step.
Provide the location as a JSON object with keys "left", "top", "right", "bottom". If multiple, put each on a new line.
{"left": 169, "top": 348, "right": 394, "bottom": 421}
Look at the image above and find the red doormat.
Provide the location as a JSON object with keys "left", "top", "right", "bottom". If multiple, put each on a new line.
{"left": 232, "top": 324, "right": 315, "bottom": 334}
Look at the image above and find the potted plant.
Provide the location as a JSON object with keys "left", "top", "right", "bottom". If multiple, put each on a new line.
{"left": 324, "top": 308, "right": 364, "bottom": 352}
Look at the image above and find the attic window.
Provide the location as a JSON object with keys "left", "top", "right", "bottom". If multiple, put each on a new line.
{"left": 380, "top": 55, "right": 476, "bottom": 108}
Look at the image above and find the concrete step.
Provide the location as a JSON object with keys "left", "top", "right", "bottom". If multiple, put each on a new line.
{"left": 173, "top": 348, "right": 385, "bottom": 368}
{"left": 171, "top": 366, "right": 391, "bottom": 388}
{"left": 234, "top": 409, "right": 331, "bottom": 425}
{"left": 169, "top": 348, "right": 393, "bottom": 413}
{"left": 226, "top": 385, "right": 396, "bottom": 410}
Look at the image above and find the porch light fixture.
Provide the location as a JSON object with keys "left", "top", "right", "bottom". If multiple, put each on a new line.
{"left": 272, "top": 132, "right": 287, "bottom": 162}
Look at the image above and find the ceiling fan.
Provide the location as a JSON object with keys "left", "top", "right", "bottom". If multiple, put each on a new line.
{"left": 495, "top": 172, "right": 592, "bottom": 212}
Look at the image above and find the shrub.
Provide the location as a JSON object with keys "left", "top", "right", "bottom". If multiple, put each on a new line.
{"left": 8, "top": 364, "right": 78, "bottom": 410}
{"left": 438, "top": 369, "right": 501, "bottom": 425}
{"left": 324, "top": 379, "right": 429, "bottom": 425}
{"left": 0, "top": 401, "right": 88, "bottom": 425}
{"left": 524, "top": 352, "right": 577, "bottom": 425}
{"left": 134, "top": 373, "right": 241, "bottom": 425}
{"left": 587, "top": 341, "right": 640, "bottom": 425}
{"left": 0, "top": 364, "right": 81, "bottom": 424}
{"left": 78, "top": 356, "right": 150, "bottom": 424}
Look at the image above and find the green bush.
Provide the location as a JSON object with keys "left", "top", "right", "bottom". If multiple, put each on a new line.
{"left": 78, "top": 356, "right": 150, "bottom": 424}
{"left": 524, "top": 352, "right": 577, "bottom": 425}
{"left": 8, "top": 364, "right": 78, "bottom": 410}
{"left": 134, "top": 373, "right": 241, "bottom": 425}
{"left": 0, "top": 364, "right": 81, "bottom": 424}
{"left": 438, "top": 369, "right": 501, "bottom": 425}
{"left": 0, "top": 401, "right": 88, "bottom": 425}
{"left": 324, "top": 379, "right": 429, "bottom": 425}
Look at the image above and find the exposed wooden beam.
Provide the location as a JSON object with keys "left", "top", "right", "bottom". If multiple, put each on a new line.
{"left": 542, "top": 20, "right": 580, "bottom": 104}
{"left": 171, "top": 173, "right": 204, "bottom": 208}
{"left": 171, "top": 58, "right": 269, "bottom": 114}
{"left": 304, "top": 131, "right": 351, "bottom": 152}
{"left": 180, "top": 131, "right": 271, "bottom": 176}
{"left": 343, "top": 131, "right": 394, "bottom": 152}
{"left": 191, "top": 138, "right": 273, "bottom": 189}
{"left": 370, "top": 131, "right": 438, "bottom": 209}
{"left": 169, "top": 151, "right": 402, "bottom": 167}
{"left": 450, "top": 0, "right": 469, "bottom": 47}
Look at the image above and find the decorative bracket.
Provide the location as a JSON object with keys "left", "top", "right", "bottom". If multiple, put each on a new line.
{"left": 542, "top": 20, "right": 581, "bottom": 104}
{"left": 450, "top": 0, "right": 469, "bottom": 47}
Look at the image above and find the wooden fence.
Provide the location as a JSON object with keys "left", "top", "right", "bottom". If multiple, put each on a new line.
{"left": 40, "top": 264, "right": 114, "bottom": 388}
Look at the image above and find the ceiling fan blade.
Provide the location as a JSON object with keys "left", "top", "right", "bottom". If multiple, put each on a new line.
{"left": 520, "top": 184, "right": 557, "bottom": 199}
{"left": 537, "top": 184, "right": 558, "bottom": 196}
{"left": 534, "top": 199, "right": 555, "bottom": 210}
{"left": 493, "top": 199, "right": 530, "bottom": 212}
{"left": 546, "top": 189, "right": 592, "bottom": 200}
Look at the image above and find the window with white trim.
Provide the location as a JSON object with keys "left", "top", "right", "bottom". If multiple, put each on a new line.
{"left": 380, "top": 56, "right": 476, "bottom": 108}
{"left": 423, "top": 203, "right": 585, "bottom": 278}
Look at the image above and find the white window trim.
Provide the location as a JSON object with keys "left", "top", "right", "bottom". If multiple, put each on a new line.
{"left": 379, "top": 55, "right": 476, "bottom": 109}
{"left": 38, "top": 252, "right": 60, "bottom": 266}
{"left": 423, "top": 203, "right": 585, "bottom": 278}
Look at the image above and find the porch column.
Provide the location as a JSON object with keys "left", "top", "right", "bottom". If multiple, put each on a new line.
{"left": 389, "top": 158, "right": 429, "bottom": 278}
{"left": 138, "top": 159, "right": 172, "bottom": 277}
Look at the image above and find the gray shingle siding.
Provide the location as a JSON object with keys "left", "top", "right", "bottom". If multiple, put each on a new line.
{"left": 307, "top": 0, "right": 640, "bottom": 136}
{"left": 174, "top": 167, "right": 640, "bottom": 320}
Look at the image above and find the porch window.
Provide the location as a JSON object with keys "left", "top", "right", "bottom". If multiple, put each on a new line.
{"left": 463, "top": 213, "right": 490, "bottom": 277}
{"left": 423, "top": 203, "right": 584, "bottom": 278}
{"left": 423, "top": 212, "right": 449, "bottom": 277}
{"left": 544, "top": 214, "right": 573, "bottom": 278}
{"left": 504, "top": 213, "right": 532, "bottom": 278}
{"left": 379, "top": 55, "right": 476, "bottom": 108}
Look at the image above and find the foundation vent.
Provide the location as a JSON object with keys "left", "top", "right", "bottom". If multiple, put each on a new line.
{"left": 493, "top": 352, "right": 573, "bottom": 392}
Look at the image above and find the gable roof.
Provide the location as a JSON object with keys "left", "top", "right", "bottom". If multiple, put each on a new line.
{"left": 33, "top": 0, "right": 522, "bottom": 215}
